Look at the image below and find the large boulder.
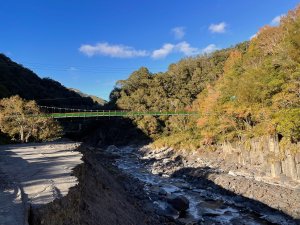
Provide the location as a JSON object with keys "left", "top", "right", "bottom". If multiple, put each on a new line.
{"left": 167, "top": 195, "right": 189, "bottom": 212}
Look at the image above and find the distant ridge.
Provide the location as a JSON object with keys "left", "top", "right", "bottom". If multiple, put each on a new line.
{"left": 69, "top": 88, "right": 106, "bottom": 106}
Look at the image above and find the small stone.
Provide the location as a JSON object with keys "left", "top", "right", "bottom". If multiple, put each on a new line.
{"left": 158, "top": 189, "right": 167, "bottom": 196}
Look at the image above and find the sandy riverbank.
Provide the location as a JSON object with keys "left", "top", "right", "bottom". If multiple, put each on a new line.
{"left": 0, "top": 140, "right": 82, "bottom": 225}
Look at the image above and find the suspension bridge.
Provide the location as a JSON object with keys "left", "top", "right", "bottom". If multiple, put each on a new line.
{"left": 39, "top": 106, "right": 197, "bottom": 119}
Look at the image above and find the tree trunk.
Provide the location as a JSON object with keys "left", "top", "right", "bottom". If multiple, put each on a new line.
{"left": 25, "top": 132, "right": 31, "bottom": 143}
{"left": 20, "top": 126, "right": 24, "bottom": 143}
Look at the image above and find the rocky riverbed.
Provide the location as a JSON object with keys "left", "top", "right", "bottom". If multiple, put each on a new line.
{"left": 4, "top": 141, "right": 299, "bottom": 225}
{"left": 30, "top": 144, "right": 180, "bottom": 225}
{"left": 109, "top": 144, "right": 300, "bottom": 225}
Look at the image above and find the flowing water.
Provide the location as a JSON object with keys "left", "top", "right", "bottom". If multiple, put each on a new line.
{"left": 113, "top": 146, "right": 296, "bottom": 225}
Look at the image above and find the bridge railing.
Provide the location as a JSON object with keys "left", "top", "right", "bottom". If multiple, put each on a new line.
{"left": 37, "top": 106, "right": 198, "bottom": 118}
{"left": 46, "top": 110, "right": 197, "bottom": 118}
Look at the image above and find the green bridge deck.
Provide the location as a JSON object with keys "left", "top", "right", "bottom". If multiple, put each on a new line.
{"left": 46, "top": 111, "right": 197, "bottom": 118}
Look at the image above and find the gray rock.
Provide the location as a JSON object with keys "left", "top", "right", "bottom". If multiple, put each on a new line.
{"left": 167, "top": 195, "right": 189, "bottom": 212}
{"left": 158, "top": 189, "right": 167, "bottom": 196}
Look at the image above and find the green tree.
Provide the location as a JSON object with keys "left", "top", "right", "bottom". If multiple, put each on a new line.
{"left": 110, "top": 4, "right": 300, "bottom": 149}
{"left": 0, "top": 95, "right": 62, "bottom": 143}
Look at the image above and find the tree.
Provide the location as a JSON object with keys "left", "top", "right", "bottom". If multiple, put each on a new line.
{"left": 109, "top": 4, "right": 300, "bottom": 149}
{"left": 273, "top": 109, "right": 300, "bottom": 143}
{"left": 0, "top": 95, "right": 62, "bottom": 143}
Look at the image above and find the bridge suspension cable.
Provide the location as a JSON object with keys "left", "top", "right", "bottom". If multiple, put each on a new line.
{"left": 38, "top": 105, "right": 198, "bottom": 118}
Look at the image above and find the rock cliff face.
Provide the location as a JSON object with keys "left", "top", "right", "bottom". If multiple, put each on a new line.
{"left": 29, "top": 146, "right": 177, "bottom": 225}
{"left": 221, "top": 136, "right": 300, "bottom": 183}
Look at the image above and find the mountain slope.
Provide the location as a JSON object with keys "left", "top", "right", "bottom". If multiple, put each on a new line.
{"left": 0, "top": 54, "right": 100, "bottom": 108}
{"left": 69, "top": 88, "right": 106, "bottom": 106}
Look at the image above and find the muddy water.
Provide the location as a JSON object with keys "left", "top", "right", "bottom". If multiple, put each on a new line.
{"left": 113, "top": 146, "right": 295, "bottom": 225}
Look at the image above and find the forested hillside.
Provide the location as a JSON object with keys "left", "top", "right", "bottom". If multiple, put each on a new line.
{"left": 0, "top": 54, "right": 100, "bottom": 108}
{"left": 112, "top": 5, "right": 300, "bottom": 150}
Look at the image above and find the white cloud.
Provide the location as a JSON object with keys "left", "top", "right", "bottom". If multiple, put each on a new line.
{"left": 209, "top": 22, "right": 227, "bottom": 33}
{"left": 171, "top": 27, "right": 185, "bottom": 39}
{"left": 202, "top": 44, "right": 219, "bottom": 54}
{"left": 176, "top": 41, "right": 199, "bottom": 55}
{"left": 80, "top": 41, "right": 218, "bottom": 60}
{"left": 271, "top": 14, "right": 284, "bottom": 26}
{"left": 151, "top": 43, "right": 175, "bottom": 59}
{"left": 79, "top": 42, "right": 149, "bottom": 58}
{"left": 151, "top": 41, "right": 199, "bottom": 59}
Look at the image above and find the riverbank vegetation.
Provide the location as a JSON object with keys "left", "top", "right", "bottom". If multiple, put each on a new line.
{"left": 0, "top": 95, "right": 62, "bottom": 143}
{"left": 111, "top": 5, "right": 300, "bottom": 150}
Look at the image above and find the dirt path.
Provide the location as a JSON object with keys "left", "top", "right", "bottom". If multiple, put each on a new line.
{"left": 0, "top": 141, "right": 82, "bottom": 225}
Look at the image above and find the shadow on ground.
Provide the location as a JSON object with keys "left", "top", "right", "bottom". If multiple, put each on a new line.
{"left": 0, "top": 141, "right": 82, "bottom": 225}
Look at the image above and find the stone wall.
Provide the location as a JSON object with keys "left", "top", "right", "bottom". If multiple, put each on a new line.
{"left": 221, "top": 136, "right": 300, "bottom": 181}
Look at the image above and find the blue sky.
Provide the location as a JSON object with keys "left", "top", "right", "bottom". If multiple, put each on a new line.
{"left": 0, "top": 0, "right": 299, "bottom": 100}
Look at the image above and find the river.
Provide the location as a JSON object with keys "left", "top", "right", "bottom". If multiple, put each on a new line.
{"left": 112, "top": 145, "right": 296, "bottom": 225}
